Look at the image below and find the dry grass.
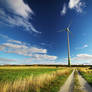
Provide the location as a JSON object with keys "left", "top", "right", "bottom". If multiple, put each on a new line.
{"left": 0, "top": 66, "right": 58, "bottom": 69}
{"left": 79, "top": 67, "right": 92, "bottom": 73}
{"left": 78, "top": 67, "right": 92, "bottom": 87}
{"left": 73, "top": 69, "right": 82, "bottom": 92}
{"left": 0, "top": 69, "right": 71, "bottom": 92}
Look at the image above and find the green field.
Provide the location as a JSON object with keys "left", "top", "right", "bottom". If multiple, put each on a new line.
{"left": 0, "top": 66, "right": 72, "bottom": 92}
{"left": 0, "top": 67, "right": 58, "bottom": 82}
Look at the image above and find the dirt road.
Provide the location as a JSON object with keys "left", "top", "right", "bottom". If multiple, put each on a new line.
{"left": 78, "top": 72, "right": 92, "bottom": 92}
{"left": 59, "top": 69, "right": 92, "bottom": 92}
{"left": 59, "top": 70, "right": 75, "bottom": 92}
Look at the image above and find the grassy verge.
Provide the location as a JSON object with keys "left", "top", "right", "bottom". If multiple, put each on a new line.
{"left": 0, "top": 68, "right": 72, "bottom": 92}
{"left": 79, "top": 68, "right": 92, "bottom": 86}
{"left": 40, "top": 70, "right": 72, "bottom": 92}
{"left": 73, "top": 70, "right": 82, "bottom": 92}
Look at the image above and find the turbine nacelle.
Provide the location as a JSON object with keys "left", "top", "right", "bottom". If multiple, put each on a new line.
{"left": 65, "top": 27, "right": 70, "bottom": 32}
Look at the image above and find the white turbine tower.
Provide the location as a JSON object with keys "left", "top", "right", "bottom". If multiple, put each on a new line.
{"left": 58, "top": 24, "right": 71, "bottom": 67}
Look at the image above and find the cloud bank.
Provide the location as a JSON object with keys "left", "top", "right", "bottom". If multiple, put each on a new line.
{"left": 75, "top": 44, "right": 88, "bottom": 50}
{"left": 61, "top": 4, "right": 67, "bottom": 15}
{"left": 63, "top": 53, "right": 92, "bottom": 65}
{"left": 2, "top": 0, "right": 33, "bottom": 18}
{"left": 0, "top": 34, "right": 57, "bottom": 64}
{"left": 72, "top": 54, "right": 92, "bottom": 61}
{"left": 61, "top": 0, "right": 85, "bottom": 15}
{"left": 0, "top": 0, "right": 41, "bottom": 33}
{"left": 69, "top": 0, "right": 84, "bottom": 13}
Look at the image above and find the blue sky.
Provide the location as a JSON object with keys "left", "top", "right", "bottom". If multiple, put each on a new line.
{"left": 0, "top": 0, "right": 92, "bottom": 65}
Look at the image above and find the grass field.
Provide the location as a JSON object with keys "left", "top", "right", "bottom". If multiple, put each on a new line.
{"left": 0, "top": 66, "right": 59, "bottom": 82}
{"left": 79, "top": 67, "right": 92, "bottom": 86}
{"left": 0, "top": 66, "right": 72, "bottom": 92}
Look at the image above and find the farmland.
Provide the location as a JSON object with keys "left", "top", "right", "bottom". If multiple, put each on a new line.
{"left": 1, "top": 66, "right": 92, "bottom": 92}
{"left": 0, "top": 66, "right": 59, "bottom": 82}
{"left": 0, "top": 66, "right": 72, "bottom": 92}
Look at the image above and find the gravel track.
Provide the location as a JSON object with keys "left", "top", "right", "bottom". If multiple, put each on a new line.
{"left": 59, "top": 70, "right": 75, "bottom": 92}
{"left": 78, "top": 72, "right": 92, "bottom": 92}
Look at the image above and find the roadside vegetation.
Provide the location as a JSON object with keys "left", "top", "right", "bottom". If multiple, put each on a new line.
{"left": 0, "top": 66, "right": 72, "bottom": 92}
{"left": 73, "top": 69, "right": 82, "bottom": 92}
{"left": 78, "top": 67, "right": 92, "bottom": 86}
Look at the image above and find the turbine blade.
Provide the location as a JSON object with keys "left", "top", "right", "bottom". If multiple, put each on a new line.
{"left": 57, "top": 29, "right": 65, "bottom": 32}
{"left": 68, "top": 21, "right": 72, "bottom": 28}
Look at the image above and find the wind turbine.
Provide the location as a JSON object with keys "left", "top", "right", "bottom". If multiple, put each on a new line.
{"left": 58, "top": 24, "right": 71, "bottom": 67}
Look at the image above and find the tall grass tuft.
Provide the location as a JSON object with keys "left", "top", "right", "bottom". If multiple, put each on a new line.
{"left": 0, "top": 69, "right": 71, "bottom": 92}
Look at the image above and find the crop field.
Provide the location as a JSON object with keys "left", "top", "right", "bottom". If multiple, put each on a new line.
{"left": 79, "top": 67, "right": 92, "bottom": 86}
{"left": 0, "top": 66, "right": 59, "bottom": 82}
{"left": 0, "top": 66, "right": 72, "bottom": 92}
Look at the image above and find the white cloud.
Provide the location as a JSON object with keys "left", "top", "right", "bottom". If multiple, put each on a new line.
{"left": 0, "top": 0, "right": 41, "bottom": 34}
{"left": 72, "top": 54, "right": 92, "bottom": 61}
{"left": 0, "top": 57, "right": 19, "bottom": 65}
{"left": 8, "top": 0, "right": 33, "bottom": 18}
{"left": 83, "top": 44, "right": 88, "bottom": 48}
{"left": 0, "top": 34, "right": 10, "bottom": 39}
{"left": 60, "top": 53, "right": 92, "bottom": 65}
{"left": 61, "top": 4, "right": 67, "bottom": 15}
{"left": 6, "top": 16, "right": 41, "bottom": 33}
{"left": 0, "top": 45, "right": 5, "bottom": 51}
{"left": 0, "top": 34, "right": 57, "bottom": 63}
{"left": 6, "top": 50, "right": 32, "bottom": 57}
{"left": 29, "top": 47, "right": 47, "bottom": 53}
{"left": 0, "top": 34, "right": 58, "bottom": 65}
{"left": 0, "top": 9, "right": 6, "bottom": 16}
{"left": 69, "top": 0, "right": 84, "bottom": 13}
{"left": 8, "top": 40, "right": 22, "bottom": 44}
{"left": 1, "top": 42, "right": 47, "bottom": 56}
{"left": 3, "top": 43, "right": 27, "bottom": 49}
{"left": 67, "top": 53, "right": 92, "bottom": 65}
{"left": 0, "top": 0, "right": 33, "bottom": 18}
{"left": 0, "top": 34, "right": 46, "bottom": 56}
{"left": 32, "top": 54, "right": 57, "bottom": 61}
{"left": 0, "top": 57, "right": 16, "bottom": 62}
{"left": 61, "top": 0, "right": 85, "bottom": 16}
{"left": 75, "top": 44, "right": 88, "bottom": 50}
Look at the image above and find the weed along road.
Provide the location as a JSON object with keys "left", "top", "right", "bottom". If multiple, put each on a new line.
{"left": 59, "top": 69, "right": 75, "bottom": 92}
{"left": 78, "top": 72, "right": 92, "bottom": 92}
